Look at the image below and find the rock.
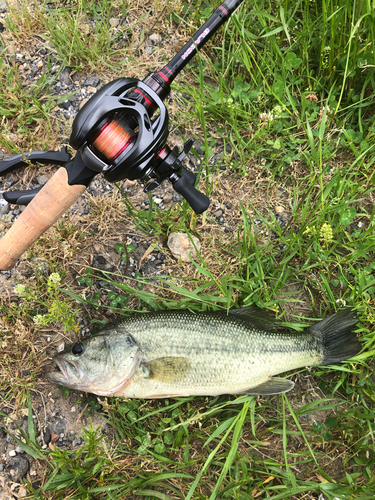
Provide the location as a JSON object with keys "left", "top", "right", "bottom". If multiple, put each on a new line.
{"left": 43, "top": 427, "right": 51, "bottom": 444}
{"left": 163, "top": 192, "right": 173, "bottom": 203}
{"left": 0, "top": 1, "right": 7, "bottom": 13}
{"left": 0, "top": 202, "right": 9, "bottom": 215}
{"left": 59, "top": 67, "right": 72, "bottom": 86}
{"left": 7, "top": 456, "right": 29, "bottom": 482}
{"left": 149, "top": 33, "right": 162, "bottom": 45}
{"left": 87, "top": 86, "right": 97, "bottom": 94}
{"left": 17, "top": 486, "right": 27, "bottom": 497}
{"left": 109, "top": 17, "right": 120, "bottom": 27}
{"left": 193, "top": 142, "right": 205, "bottom": 157}
{"left": 213, "top": 208, "right": 224, "bottom": 218}
{"left": 8, "top": 450, "right": 16, "bottom": 457}
{"left": 85, "top": 76, "right": 100, "bottom": 87}
{"left": 36, "top": 174, "right": 49, "bottom": 185}
{"left": 92, "top": 254, "right": 113, "bottom": 272}
{"left": 275, "top": 206, "right": 284, "bottom": 214}
{"left": 167, "top": 232, "right": 201, "bottom": 262}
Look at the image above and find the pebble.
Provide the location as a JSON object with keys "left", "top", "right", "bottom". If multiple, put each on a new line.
{"left": 8, "top": 450, "right": 16, "bottom": 457}
{"left": 163, "top": 192, "right": 173, "bottom": 203}
{"left": 167, "top": 232, "right": 201, "bottom": 262}
{"left": 36, "top": 174, "right": 49, "bottom": 185}
{"left": 149, "top": 33, "right": 162, "bottom": 45}
{"left": 59, "top": 67, "right": 72, "bottom": 86}
{"left": 57, "top": 342, "right": 65, "bottom": 353}
{"left": 7, "top": 456, "right": 29, "bottom": 482}
{"left": 17, "top": 486, "right": 27, "bottom": 497}
{"left": 109, "top": 17, "right": 120, "bottom": 27}
{"left": 85, "top": 76, "right": 100, "bottom": 87}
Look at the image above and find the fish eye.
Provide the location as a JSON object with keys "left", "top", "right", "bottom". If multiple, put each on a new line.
{"left": 72, "top": 342, "right": 84, "bottom": 356}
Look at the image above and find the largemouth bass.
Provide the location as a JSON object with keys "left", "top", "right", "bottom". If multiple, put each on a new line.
{"left": 47, "top": 307, "right": 360, "bottom": 398}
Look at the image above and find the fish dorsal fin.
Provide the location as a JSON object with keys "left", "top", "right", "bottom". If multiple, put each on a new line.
{"left": 225, "top": 307, "right": 277, "bottom": 331}
{"left": 141, "top": 357, "right": 191, "bottom": 383}
{"left": 239, "top": 377, "right": 294, "bottom": 395}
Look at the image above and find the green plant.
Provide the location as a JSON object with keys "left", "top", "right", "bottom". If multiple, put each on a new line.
{"left": 14, "top": 272, "right": 80, "bottom": 332}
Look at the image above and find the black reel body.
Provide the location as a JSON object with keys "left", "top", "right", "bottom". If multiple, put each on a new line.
{"left": 70, "top": 78, "right": 169, "bottom": 182}
{"left": 69, "top": 77, "right": 210, "bottom": 213}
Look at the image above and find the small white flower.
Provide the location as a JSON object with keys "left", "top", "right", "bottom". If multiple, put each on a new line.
{"left": 336, "top": 298, "right": 347, "bottom": 307}
{"left": 33, "top": 314, "right": 45, "bottom": 325}
{"left": 358, "top": 221, "right": 364, "bottom": 227}
{"left": 48, "top": 273, "right": 61, "bottom": 284}
{"left": 259, "top": 112, "right": 274, "bottom": 123}
{"left": 14, "top": 284, "right": 27, "bottom": 295}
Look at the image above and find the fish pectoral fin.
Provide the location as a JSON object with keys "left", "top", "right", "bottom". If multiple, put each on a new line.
{"left": 141, "top": 357, "right": 191, "bottom": 383}
{"left": 239, "top": 377, "right": 294, "bottom": 395}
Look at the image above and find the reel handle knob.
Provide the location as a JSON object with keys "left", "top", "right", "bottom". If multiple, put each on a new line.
{"left": 172, "top": 169, "right": 210, "bottom": 215}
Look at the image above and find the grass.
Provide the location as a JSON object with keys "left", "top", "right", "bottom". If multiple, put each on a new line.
{"left": 1, "top": 0, "right": 375, "bottom": 498}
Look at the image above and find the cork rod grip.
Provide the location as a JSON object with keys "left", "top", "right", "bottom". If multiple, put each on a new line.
{"left": 0, "top": 167, "right": 87, "bottom": 270}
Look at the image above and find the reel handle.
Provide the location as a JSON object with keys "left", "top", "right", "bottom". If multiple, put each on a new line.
{"left": 0, "top": 167, "right": 86, "bottom": 270}
{"left": 172, "top": 168, "right": 210, "bottom": 215}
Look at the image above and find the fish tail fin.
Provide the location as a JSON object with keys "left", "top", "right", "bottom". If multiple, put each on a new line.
{"left": 308, "top": 308, "right": 361, "bottom": 365}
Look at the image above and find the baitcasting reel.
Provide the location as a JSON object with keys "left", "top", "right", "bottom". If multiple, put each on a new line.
{"left": 0, "top": 0, "right": 245, "bottom": 270}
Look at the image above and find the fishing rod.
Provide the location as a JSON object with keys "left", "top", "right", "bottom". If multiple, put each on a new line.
{"left": 0, "top": 0, "right": 246, "bottom": 271}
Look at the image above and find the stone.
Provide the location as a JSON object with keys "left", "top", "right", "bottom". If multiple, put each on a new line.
{"left": 109, "top": 17, "right": 120, "bottom": 27}
{"left": 163, "top": 192, "right": 173, "bottom": 203}
{"left": 0, "top": 203, "right": 9, "bottom": 215}
{"left": 85, "top": 76, "right": 100, "bottom": 87}
{"left": 59, "top": 67, "right": 72, "bottom": 86}
{"left": 149, "top": 33, "right": 162, "bottom": 45}
{"left": 43, "top": 427, "right": 51, "bottom": 444}
{"left": 7, "top": 456, "right": 29, "bottom": 482}
{"left": 36, "top": 174, "right": 49, "bottom": 185}
{"left": 167, "top": 232, "right": 201, "bottom": 262}
{"left": 17, "top": 486, "right": 27, "bottom": 497}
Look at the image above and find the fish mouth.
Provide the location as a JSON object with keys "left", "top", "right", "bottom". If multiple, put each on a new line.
{"left": 47, "top": 358, "right": 83, "bottom": 388}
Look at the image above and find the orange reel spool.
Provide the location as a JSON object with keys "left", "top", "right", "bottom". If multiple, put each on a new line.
{"left": 91, "top": 117, "right": 134, "bottom": 163}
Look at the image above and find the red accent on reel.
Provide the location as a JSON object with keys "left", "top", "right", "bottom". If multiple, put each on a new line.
{"left": 92, "top": 118, "right": 134, "bottom": 162}
{"left": 134, "top": 89, "right": 156, "bottom": 110}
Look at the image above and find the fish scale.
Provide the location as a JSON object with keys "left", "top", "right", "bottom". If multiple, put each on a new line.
{"left": 47, "top": 307, "right": 361, "bottom": 398}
